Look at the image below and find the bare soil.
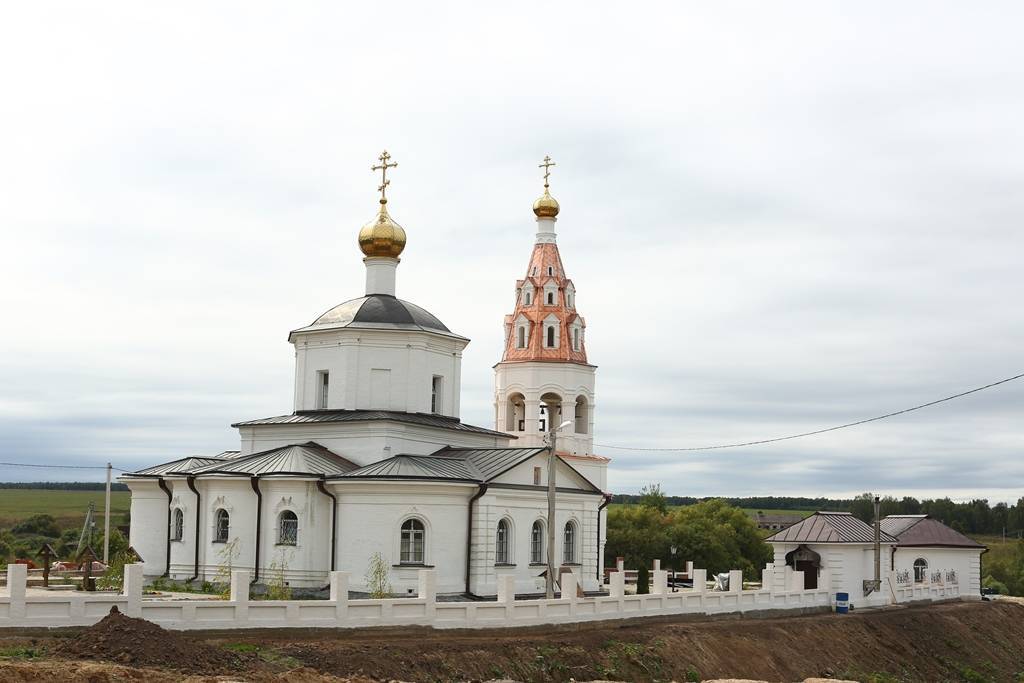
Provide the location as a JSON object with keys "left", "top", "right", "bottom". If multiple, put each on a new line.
{"left": 1, "top": 600, "right": 1022, "bottom": 682}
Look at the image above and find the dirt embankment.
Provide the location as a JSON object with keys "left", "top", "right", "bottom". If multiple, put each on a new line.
{"left": 1, "top": 600, "right": 1022, "bottom": 682}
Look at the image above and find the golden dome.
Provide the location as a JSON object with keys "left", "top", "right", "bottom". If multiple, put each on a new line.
{"left": 358, "top": 199, "right": 407, "bottom": 258}
{"left": 533, "top": 189, "right": 560, "bottom": 218}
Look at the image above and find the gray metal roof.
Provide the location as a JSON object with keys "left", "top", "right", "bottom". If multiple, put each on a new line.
{"left": 125, "top": 456, "right": 229, "bottom": 477}
{"left": 766, "top": 512, "right": 898, "bottom": 544}
{"left": 879, "top": 515, "right": 928, "bottom": 537}
{"left": 335, "top": 446, "right": 578, "bottom": 485}
{"left": 181, "top": 442, "right": 359, "bottom": 477}
{"left": 231, "top": 409, "right": 512, "bottom": 438}
{"left": 290, "top": 294, "right": 463, "bottom": 338}
{"left": 882, "top": 516, "right": 986, "bottom": 548}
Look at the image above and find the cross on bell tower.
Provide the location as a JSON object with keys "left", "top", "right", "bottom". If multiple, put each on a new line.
{"left": 372, "top": 150, "right": 398, "bottom": 203}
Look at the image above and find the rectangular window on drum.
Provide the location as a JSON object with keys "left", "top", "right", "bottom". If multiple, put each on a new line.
{"left": 431, "top": 376, "right": 443, "bottom": 413}
{"left": 533, "top": 466, "right": 542, "bottom": 486}
{"left": 317, "top": 371, "right": 329, "bottom": 409}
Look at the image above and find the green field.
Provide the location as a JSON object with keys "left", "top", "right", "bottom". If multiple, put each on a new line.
{"left": 608, "top": 503, "right": 816, "bottom": 519}
{"left": 0, "top": 490, "right": 130, "bottom": 529}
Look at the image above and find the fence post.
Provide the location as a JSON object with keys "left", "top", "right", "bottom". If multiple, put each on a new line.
{"left": 7, "top": 564, "right": 27, "bottom": 619}
{"left": 230, "top": 570, "right": 249, "bottom": 622}
{"left": 561, "top": 572, "right": 578, "bottom": 615}
{"left": 497, "top": 574, "right": 516, "bottom": 604}
{"left": 728, "top": 570, "right": 743, "bottom": 593}
{"left": 653, "top": 559, "right": 661, "bottom": 571}
{"left": 609, "top": 570, "right": 625, "bottom": 598}
{"left": 652, "top": 570, "right": 668, "bottom": 595}
{"left": 329, "top": 571, "right": 349, "bottom": 622}
{"left": 418, "top": 569, "right": 437, "bottom": 620}
{"left": 122, "top": 563, "right": 144, "bottom": 617}
{"left": 690, "top": 568, "right": 706, "bottom": 593}
{"left": 790, "top": 570, "right": 804, "bottom": 591}
{"left": 616, "top": 556, "right": 625, "bottom": 572}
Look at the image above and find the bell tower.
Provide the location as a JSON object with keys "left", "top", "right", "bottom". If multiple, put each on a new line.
{"left": 493, "top": 158, "right": 605, "bottom": 484}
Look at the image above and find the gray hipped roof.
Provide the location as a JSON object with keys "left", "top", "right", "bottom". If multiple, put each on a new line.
{"left": 881, "top": 515, "right": 986, "bottom": 549}
{"left": 766, "top": 511, "right": 898, "bottom": 544}
{"left": 231, "top": 409, "right": 511, "bottom": 438}
{"left": 335, "top": 446, "right": 600, "bottom": 491}
{"left": 174, "top": 442, "right": 359, "bottom": 477}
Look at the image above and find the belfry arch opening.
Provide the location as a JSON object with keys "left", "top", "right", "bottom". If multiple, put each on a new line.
{"left": 506, "top": 393, "right": 525, "bottom": 432}
{"left": 574, "top": 396, "right": 588, "bottom": 434}
{"left": 539, "top": 392, "right": 562, "bottom": 433}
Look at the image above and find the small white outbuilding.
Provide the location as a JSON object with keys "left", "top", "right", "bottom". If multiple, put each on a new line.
{"left": 881, "top": 515, "right": 985, "bottom": 597}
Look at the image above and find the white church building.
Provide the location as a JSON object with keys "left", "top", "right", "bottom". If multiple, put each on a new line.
{"left": 123, "top": 153, "right": 611, "bottom": 596}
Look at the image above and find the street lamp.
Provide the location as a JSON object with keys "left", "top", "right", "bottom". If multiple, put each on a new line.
{"left": 544, "top": 419, "right": 574, "bottom": 599}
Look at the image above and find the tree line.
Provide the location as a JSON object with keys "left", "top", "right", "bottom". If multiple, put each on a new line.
{"left": 613, "top": 492, "right": 1024, "bottom": 537}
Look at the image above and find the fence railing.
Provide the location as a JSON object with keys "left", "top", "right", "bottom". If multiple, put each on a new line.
{"left": 0, "top": 563, "right": 960, "bottom": 631}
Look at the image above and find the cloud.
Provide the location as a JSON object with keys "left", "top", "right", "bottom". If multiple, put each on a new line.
{"left": 1, "top": 2, "right": 1022, "bottom": 502}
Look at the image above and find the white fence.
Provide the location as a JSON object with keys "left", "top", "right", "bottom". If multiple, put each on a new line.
{"left": 0, "top": 563, "right": 960, "bottom": 631}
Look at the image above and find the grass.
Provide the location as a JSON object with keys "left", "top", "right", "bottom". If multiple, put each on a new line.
{"left": 608, "top": 502, "right": 816, "bottom": 519}
{"left": 0, "top": 489, "right": 131, "bottom": 528}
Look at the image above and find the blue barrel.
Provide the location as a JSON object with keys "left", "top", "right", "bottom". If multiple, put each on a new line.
{"left": 835, "top": 592, "right": 849, "bottom": 613}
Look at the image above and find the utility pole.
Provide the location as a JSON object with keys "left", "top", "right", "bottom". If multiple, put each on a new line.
{"left": 545, "top": 418, "right": 573, "bottom": 599}
{"left": 104, "top": 462, "right": 112, "bottom": 564}
{"left": 546, "top": 422, "right": 557, "bottom": 599}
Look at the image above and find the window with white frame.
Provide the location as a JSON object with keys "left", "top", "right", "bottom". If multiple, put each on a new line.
{"left": 533, "top": 466, "right": 542, "bottom": 485}
{"left": 517, "top": 326, "right": 526, "bottom": 348}
{"left": 563, "top": 520, "right": 577, "bottom": 564}
{"left": 400, "top": 518, "right": 426, "bottom": 564}
{"left": 278, "top": 510, "right": 298, "bottom": 545}
{"left": 496, "top": 519, "right": 511, "bottom": 564}
{"left": 317, "top": 370, "right": 329, "bottom": 409}
{"left": 171, "top": 508, "right": 184, "bottom": 541}
{"left": 572, "top": 327, "right": 580, "bottom": 351}
{"left": 546, "top": 325, "right": 556, "bottom": 347}
{"left": 531, "top": 520, "right": 544, "bottom": 564}
{"left": 524, "top": 289, "right": 532, "bottom": 305}
{"left": 214, "top": 509, "right": 230, "bottom": 543}
{"left": 548, "top": 266, "right": 554, "bottom": 276}
{"left": 547, "top": 291, "right": 555, "bottom": 305}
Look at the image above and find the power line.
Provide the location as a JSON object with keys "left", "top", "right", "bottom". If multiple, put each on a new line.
{"left": 594, "top": 371, "right": 1024, "bottom": 452}
{"left": 0, "top": 462, "right": 130, "bottom": 472}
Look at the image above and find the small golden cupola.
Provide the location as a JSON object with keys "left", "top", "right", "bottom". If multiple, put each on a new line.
{"left": 532, "top": 154, "right": 560, "bottom": 218}
{"left": 358, "top": 150, "right": 407, "bottom": 258}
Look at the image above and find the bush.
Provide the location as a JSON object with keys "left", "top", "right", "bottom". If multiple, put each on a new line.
{"left": 982, "top": 575, "right": 1008, "bottom": 595}
{"left": 636, "top": 566, "right": 649, "bottom": 594}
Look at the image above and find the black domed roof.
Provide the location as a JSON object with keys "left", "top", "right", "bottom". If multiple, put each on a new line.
{"left": 293, "top": 294, "right": 456, "bottom": 336}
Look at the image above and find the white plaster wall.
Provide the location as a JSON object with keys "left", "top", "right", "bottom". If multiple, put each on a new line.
{"left": 167, "top": 478, "right": 196, "bottom": 580}
{"left": 195, "top": 479, "right": 258, "bottom": 582}
{"left": 494, "top": 361, "right": 596, "bottom": 456}
{"left": 329, "top": 482, "right": 477, "bottom": 595}
{"left": 256, "top": 479, "right": 334, "bottom": 588}
{"left": 236, "top": 421, "right": 511, "bottom": 464}
{"left": 470, "top": 489, "right": 603, "bottom": 595}
{"left": 292, "top": 328, "right": 467, "bottom": 417}
{"left": 560, "top": 457, "right": 608, "bottom": 491}
{"left": 126, "top": 481, "right": 167, "bottom": 577}
{"left": 893, "top": 547, "right": 983, "bottom": 596}
{"left": 770, "top": 542, "right": 895, "bottom": 608}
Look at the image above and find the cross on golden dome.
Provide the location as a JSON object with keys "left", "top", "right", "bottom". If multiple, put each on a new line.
{"left": 539, "top": 155, "right": 556, "bottom": 189}
{"left": 533, "top": 154, "right": 560, "bottom": 218}
{"left": 371, "top": 150, "right": 398, "bottom": 203}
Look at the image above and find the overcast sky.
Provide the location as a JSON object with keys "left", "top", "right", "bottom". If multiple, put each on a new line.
{"left": 1, "top": 3, "right": 1022, "bottom": 502}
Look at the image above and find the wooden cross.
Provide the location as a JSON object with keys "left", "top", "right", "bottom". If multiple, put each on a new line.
{"left": 371, "top": 150, "right": 398, "bottom": 201}
{"left": 37, "top": 543, "right": 56, "bottom": 587}
{"left": 539, "top": 155, "right": 556, "bottom": 188}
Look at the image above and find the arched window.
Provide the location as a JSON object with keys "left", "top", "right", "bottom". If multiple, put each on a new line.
{"left": 546, "top": 326, "right": 555, "bottom": 347}
{"left": 524, "top": 291, "right": 532, "bottom": 305}
{"left": 214, "top": 509, "right": 230, "bottom": 543}
{"left": 496, "top": 519, "right": 511, "bottom": 565}
{"left": 572, "top": 327, "right": 580, "bottom": 350}
{"left": 913, "top": 558, "right": 928, "bottom": 583}
{"left": 171, "top": 508, "right": 184, "bottom": 541}
{"left": 531, "top": 520, "right": 544, "bottom": 564}
{"left": 517, "top": 326, "right": 526, "bottom": 348}
{"left": 400, "top": 518, "right": 426, "bottom": 564}
{"left": 547, "top": 291, "right": 554, "bottom": 305}
{"left": 547, "top": 266, "right": 553, "bottom": 276}
{"left": 563, "top": 521, "right": 577, "bottom": 564}
{"left": 278, "top": 510, "right": 298, "bottom": 545}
